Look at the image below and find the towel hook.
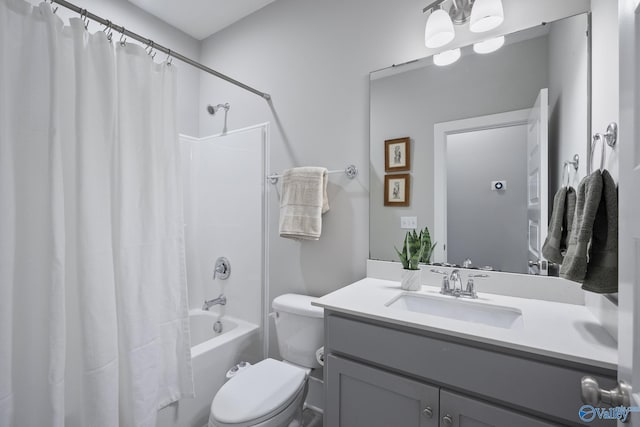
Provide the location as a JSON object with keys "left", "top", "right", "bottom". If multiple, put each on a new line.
{"left": 602, "top": 122, "right": 618, "bottom": 147}
{"left": 562, "top": 163, "right": 571, "bottom": 188}
{"left": 561, "top": 154, "right": 579, "bottom": 188}
{"left": 591, "top": 134, "right": 606, "bottom": 172}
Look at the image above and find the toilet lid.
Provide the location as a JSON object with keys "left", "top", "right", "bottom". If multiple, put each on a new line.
{"left": 211, "top": 358, "right": 307, "bottom": 424}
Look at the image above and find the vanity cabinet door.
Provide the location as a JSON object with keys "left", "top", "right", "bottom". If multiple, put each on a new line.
{"left": 326, "top": 354, "right": 439, "bottom": 427}
{"left": 439, "top": 390, "right": 561, "bottom": 427}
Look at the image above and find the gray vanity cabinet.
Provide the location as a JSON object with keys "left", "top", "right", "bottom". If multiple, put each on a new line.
{"left": 324, "top": 311, "right": 618, "bottom": 427}
{"left": 326, "top": 354, "right": 440, "bottom": 427}
{"left": 326, "top": 354, "right": 557, "bottom": 427}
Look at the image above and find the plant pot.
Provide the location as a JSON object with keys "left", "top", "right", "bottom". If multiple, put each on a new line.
{"left": 401, "top": 268, "right": 422, "bottom": 291}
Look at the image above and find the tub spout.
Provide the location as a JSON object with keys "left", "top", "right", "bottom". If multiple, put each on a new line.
{"left": 203, "top": 294, "right": 227, "bottom": 311}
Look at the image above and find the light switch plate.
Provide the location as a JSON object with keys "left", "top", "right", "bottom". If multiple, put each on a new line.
{"left": 401, "top": 216, "right": 418, "bottom": 229}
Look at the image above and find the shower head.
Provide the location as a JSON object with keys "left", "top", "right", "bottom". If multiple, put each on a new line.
{"left": 207, "top": 103, "right": 230, "bottom": 115}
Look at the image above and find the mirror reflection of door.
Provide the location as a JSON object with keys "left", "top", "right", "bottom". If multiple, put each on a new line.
{"left": 440, "top": 89, "right": 548, "bottom": 275}
{"left": 446, "top": 122, "right": 529, "bottom": 273}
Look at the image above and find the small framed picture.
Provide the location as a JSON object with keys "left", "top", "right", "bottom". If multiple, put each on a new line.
{"left": 385, "top": 137, "right": 411, "bottom": 172}
{"left": 384, "top": 174, "right": 410, "bottom": 206}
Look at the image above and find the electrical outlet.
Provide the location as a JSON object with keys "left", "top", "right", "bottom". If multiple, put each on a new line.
{"left": 401, "top": 216, "right": 418, "bottom": 229}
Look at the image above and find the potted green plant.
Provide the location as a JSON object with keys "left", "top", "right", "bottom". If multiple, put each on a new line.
{"left": 394, "top": 227, "right": 435, "bottom": 291}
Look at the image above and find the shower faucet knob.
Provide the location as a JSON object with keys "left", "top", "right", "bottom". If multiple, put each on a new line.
{"left": 213, "top": 257, "right": 231, "bottom": 280}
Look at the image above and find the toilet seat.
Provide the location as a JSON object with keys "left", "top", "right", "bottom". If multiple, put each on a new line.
{"left": 210, "top": 358, "right": 307, "bottom": 427}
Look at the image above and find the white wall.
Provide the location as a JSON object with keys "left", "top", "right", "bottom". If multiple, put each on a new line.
{"left": 27, "top": 0, "right": 202, "bottom": 136}
{"left": 547, "top": 14, "right": 589, "bottom": 195}
{"left": 591, "top": 0, "right": 619, "bottom": 180}
{"left": 585, "top": 0, "right": 619, "bottom": 337}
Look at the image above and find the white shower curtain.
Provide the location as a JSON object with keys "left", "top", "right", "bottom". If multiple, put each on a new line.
{"left": 0, "top": 1, "right": 194, "bottom": 426}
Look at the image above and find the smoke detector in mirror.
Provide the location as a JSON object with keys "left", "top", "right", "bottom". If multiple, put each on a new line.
{"left": 491, "top": 180, "right": 507, "bottom": 191}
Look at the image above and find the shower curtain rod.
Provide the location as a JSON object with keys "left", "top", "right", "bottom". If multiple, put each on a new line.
{"left": 50, "top": 0, "right": 272, "bottom": 101}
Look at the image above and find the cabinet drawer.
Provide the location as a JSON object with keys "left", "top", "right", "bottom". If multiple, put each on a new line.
{"left": 440, "top": 389, "right": 560, "bottom": 427}
{"left": 326, "top": 313, "right": 617, "bottom": 426}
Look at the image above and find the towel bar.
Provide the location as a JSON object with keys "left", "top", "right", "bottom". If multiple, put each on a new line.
{"left": 267, "top": 164, "right": 358, "bottom": 184}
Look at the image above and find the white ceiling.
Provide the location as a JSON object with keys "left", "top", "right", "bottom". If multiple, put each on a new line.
{"left": 127, "top": 0, "right": 278, "bottom": 40}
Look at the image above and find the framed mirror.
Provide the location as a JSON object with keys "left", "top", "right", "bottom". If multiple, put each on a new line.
{"left": 369, "top": 11, "right": 590, "bottom": 275}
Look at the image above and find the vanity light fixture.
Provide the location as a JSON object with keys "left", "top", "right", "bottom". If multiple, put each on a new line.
{"left": 433, "top": 48, "right": 461, "bottom": 66}
{"left": 423, "top": 0, "right": 504, "bottom": 48}
{"left": 424, "top": 6, "right": 455, "bottom": 48}
{"left": 469, "top": 0, "right": 504, "bottom": 33}
{"left": 473, "top": 35, "right": 505, "bottom": 54}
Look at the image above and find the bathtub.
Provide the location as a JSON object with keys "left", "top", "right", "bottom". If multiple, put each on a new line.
{"left": 157, "top": 310, "right": 260, "bottom": 427}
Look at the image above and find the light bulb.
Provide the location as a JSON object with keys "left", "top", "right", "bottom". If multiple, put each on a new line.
{"left": 433, "top": 48, "right": 461, "bottom": 66}
{"left": 425, "top": 8, "right": 455, "bottom": 48}
{"left": 473, "top": 36, "right": 505, "bottom": 54}
{"left": 470, "top": 0, "right": 504, "bottom": 33}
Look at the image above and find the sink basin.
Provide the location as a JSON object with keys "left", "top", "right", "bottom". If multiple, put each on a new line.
{"left": 385, "top": 293, "right": 523, "bottom": 329}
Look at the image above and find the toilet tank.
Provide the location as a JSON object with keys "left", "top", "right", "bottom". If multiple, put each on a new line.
{"left": 272, "top": 294, "right": 324, "bottom": 368}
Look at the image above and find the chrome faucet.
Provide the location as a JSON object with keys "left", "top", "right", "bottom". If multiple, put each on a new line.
{"left": 202, "top": 294, "right": 227, "bottom": 310}
{"left": 431, "top": 269, "right": 487, "bottom": 299}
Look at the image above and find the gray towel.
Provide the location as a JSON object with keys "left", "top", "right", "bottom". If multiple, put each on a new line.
{"left": 564, "top": 188, "right": 577, "bottom": 255}
{"left": 542, "top": 187, "right": 568, "bottom": 264}
{"left": 560, "top": 171, "right": 603, "bottom": 282}
{"left": 582, "top": 170, "right": 618, "bottom": 293}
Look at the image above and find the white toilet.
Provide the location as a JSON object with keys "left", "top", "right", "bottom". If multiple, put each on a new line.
{"left": 208, "top": 294, "right": 324, "bottom": 427}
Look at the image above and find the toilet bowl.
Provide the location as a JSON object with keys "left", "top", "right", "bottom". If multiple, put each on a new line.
{"left": 208, "top": 359, "right": 309, "bottom": 427}
{"left": 209, "top": 294, "right": 324, "bottom": 427}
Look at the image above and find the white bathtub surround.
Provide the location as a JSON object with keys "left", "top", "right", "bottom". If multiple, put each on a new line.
{"left": 0, "top": 2, "right": 193, "bottom": 425}
{"left": 180, "top": 125, "right": 268, "bottom": 334}
{"left": 157, "top": 311, "right": 260, "bottom": 427}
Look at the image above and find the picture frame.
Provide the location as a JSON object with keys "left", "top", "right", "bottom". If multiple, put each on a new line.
{"left": 384, "top": 137, "right": 411, "bottom": 172}
{"left": 384, "top": 174, "right": 410, "bottom": 206}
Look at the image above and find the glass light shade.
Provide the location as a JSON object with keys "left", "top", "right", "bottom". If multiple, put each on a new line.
{"left": 473, "top": 36, "right": 505, "bottom": 54}
{"left": 425, "top": 8, "right": 455, "bottom": 48}
{"left": 433, "top": 48, "right": 461, "bottom": 66}
{"left": 469, "top": 0, "right": 504, "bottom": 33}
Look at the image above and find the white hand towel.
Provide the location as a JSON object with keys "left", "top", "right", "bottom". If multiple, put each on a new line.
{"left": 279, "top": 167, "right": 329, "bottom": 240}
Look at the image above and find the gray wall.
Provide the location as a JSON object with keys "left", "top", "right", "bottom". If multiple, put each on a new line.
{"left": 370, "top": 36, "right": 549, "bottom": 262}
{"left": 195, "top": 0, "right": 593, "bottom": 358}
{"left": 548, "top": 14, "right": 589, "bottom": 199}
{"left": 446, "top": 125, "right": 528, "bottom": 273}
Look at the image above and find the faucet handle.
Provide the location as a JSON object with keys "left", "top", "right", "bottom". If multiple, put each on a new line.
{"left": 466, "top": 278, "right": 476, "bottom": 293}
{"left": 430, "top": 269, "right": 451, "bottom": 292}
{"left": 465, "top": 274, "right": 488, "bottom": 298}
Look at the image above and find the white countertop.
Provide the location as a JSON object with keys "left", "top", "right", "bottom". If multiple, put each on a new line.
{"left": 313, "top": 278, "right": 618, "bottom": 371}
